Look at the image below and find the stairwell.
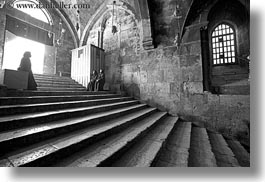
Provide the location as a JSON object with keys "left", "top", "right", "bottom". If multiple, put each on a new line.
{"left": 0, "top": 74, "right": 250, "bottom": 167}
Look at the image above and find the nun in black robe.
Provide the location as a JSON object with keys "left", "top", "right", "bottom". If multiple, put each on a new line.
{"left": 18, "top": 51, "right": 37, "bottom": 90}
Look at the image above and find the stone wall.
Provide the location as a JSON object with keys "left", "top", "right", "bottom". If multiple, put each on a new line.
{"left": 138, "top": 43, "right": 249, "bottom": 144}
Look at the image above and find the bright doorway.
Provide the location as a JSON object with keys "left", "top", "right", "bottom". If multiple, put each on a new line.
{"left": 2, "top": 30, "right": 45, "bottom": 74}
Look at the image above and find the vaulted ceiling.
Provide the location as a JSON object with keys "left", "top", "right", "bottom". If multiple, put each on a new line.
{"left": 54, "top": 0, "right": 105, "bottom": 34}
{"left": 52, "top": 0, "right": 137, "bottom": 37}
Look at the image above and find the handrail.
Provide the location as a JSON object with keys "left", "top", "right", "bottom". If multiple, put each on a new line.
{"left": 236, "top": 56, "right": 250, "bottom": 75}
{"left": 236, "top": 56, "right": 250, "bottom": 63}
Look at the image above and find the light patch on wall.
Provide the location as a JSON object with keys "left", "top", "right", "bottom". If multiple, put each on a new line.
{"left": 3, "top": 31, "right": 45, "bottom": 74}
{"left": 12, "top": 0, "right": 52, "bottom": 24}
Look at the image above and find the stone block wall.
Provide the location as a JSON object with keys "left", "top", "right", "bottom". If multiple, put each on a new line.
{"left": 138, "top": 42, "right": 249, "bottom": 144}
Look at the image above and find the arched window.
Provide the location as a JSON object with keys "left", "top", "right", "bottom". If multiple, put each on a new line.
{"left": 13, "top": 0, "right": 53, "bottom": 25}
{"left": 211, "top": 23, "right": 236, "bottom": 65}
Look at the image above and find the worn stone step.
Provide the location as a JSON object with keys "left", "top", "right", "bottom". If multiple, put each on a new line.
{"left": 37, "top": 87, "right": 86, "bottom": 91}
{"left": 33, "top": 74, "right": 71, "bottom": 80}
{"left": 111, "top": 116, "right": 178, "bottom": 167}
{"left": 0, "top": 100, "right": 140, "bottom": 132}
{"left": 188, "top": 126, "right": 217, "bottom": 167}
{"left": 35, "top": 81, "right": 79, "bottom": 86}
{"left": 35, "top": 80, "right": 79, "bottom": 86}
{"left": 226, "top": 139, "right": 250, "bottom": 167}
{"left": 0, "top": 105, "right": 154, "bottom": 156}
{"left": 6, "top": 91, "right": 114, "bottom": 97}
{"left": 0, "top": 97, "right": 132, "bottom": 116}
{"left": 153, "top": 121, "right": 192, "bottom": 167}
{"left": 0, "top": 109, "right": 163, "bottom": 167}
{"left": 36, "top": 83, "right": 84, "bottom": 88}
{"left": 51, "top": 111, "right": 167, "bottom": 167}
{"left": 0, "top": 94, "right": 121, "bottom": 106}
{"left": 35, "top": 78, "right": 77, "bottom": 83}
{"left": 35, "top": 78, "right": 77, "bottom": 84}
{"left": 207, "top": 131, "right": 240, "bottom": 167}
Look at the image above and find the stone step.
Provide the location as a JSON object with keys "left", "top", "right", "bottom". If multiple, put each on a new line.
{"left": 36, "top": 83, "right": 84, "bottom": 88}
{"left": 153, "top": 121, "right": 192, "bottom": 167}
{"left": 0, "top": 94, "right": 121, "bottom": 105}
{"left": 35, "top": 80, "right": 79, "bottom": 86}
{"left": 6, "top": 91, "right": 114, "bottom": 97}
{"left": 0, "top": 109, "right": 164, "bottom": 167}
{"left": 0, "top": 106, "right": 155, "bottom": 156}
{"left": 51, "top": 111, "right": 167, "bottom": 167}
{"left": 0, "top": 100, "right": 140, "bottom": 132}
{"left": 35, "top": 78, "right": 78, "bottom": 83}
{"left": 35, "top": 78, "right": 78, "bottom": 84}
{"left": 37, "top": 87, "right": 86, "bottom": 91}
{"left": 0, "top": 97, "right": 133, "bottom": 116}
{"left": 188, "top": 126, "right": 217, "bottom": 167}
{"left": 33, "top": 75, "right": 83, "bottom": 88}
{"left": 225, "top": 139, "right": 250, "bottom": 167}
{"left": 111, "top": 116, "right": 178, "bottom": 167}
{"left": 207, "top": 131, "right": 240, "bottom": 167}
{"left": 33, "top": 74, "right": 71, "bottom": 80}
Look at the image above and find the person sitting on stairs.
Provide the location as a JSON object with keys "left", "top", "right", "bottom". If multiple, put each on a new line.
{"left": 87, "top": 70, "right": 98, "bottom": 91}
{"left": 95, "top": 69, "right": 105, "bottom": 91}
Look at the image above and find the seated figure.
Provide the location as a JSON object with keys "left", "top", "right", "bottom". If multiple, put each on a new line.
{"left": 87, "top": 70, "right": 98, "bottom": 91}
{"left": 95, "top": 69, "right": 105, "bottom": 91}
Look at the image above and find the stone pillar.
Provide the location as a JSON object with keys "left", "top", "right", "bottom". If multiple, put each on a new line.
{"left": 99, "top": 26, "right": 105, "bottom": 49}
{"left": 137, "top": 0, "right": 154, "bottom": 50}
{"left": 141, "top": 19, "right": 154, "bottom": 50}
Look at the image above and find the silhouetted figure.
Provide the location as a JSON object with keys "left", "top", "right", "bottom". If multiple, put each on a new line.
{"left": 95, "top": 69, "right": 105, "bottom": 91}
{"left": 87, "top": 70, "right": 98, "bottom": 91}
{"left": 18, "top": 51, "right": 37, "bottom": 90}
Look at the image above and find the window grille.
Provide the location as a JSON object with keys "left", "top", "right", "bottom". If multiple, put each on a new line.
{"left": 212, "top": 24, "right": 236, "bottom": 65}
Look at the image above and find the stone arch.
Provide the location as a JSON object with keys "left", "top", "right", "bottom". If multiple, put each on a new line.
{"left": 182, "top": 0, "right": 249, "bottom": 36}
{"left": 47, "top": 0, "right": 79, "bottom": 48}
{"left": 100, "top": 12, "right": 112, "bottom": 31}
{"left": 84, "top": 6, "right": 140, "bottom": 53}
{"left": 3, "top": 0, "right": 79, "bottom": 48}
{"left": 80, "top": 0, "right": 154, "bottom": 50}
{"left": 12, "top": 0, "right": 54, "bottom": 25}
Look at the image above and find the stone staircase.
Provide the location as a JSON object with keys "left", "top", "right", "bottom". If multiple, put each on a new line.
{"left": 34, "top": 74, "right": 86, "bottom": 91}
{"left": 0, "top": 74, "right": 250, "bottom": 167}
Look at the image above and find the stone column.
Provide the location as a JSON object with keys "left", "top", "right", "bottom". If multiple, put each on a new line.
{"left": 137, "top": 0, "right": 154, "bottom": 50}
{"left": 141, "top": 19, "right": 154, "bottom": 50}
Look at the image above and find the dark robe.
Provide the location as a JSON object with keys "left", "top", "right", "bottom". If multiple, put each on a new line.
{"left": 87, "top": 73, "right": 98, "bottom": 91}
{"left": 18, "top": 57, "right": 37, "bottom": 90}
{"left": 95, "top": 72, "right": 105, "bottom": 91}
